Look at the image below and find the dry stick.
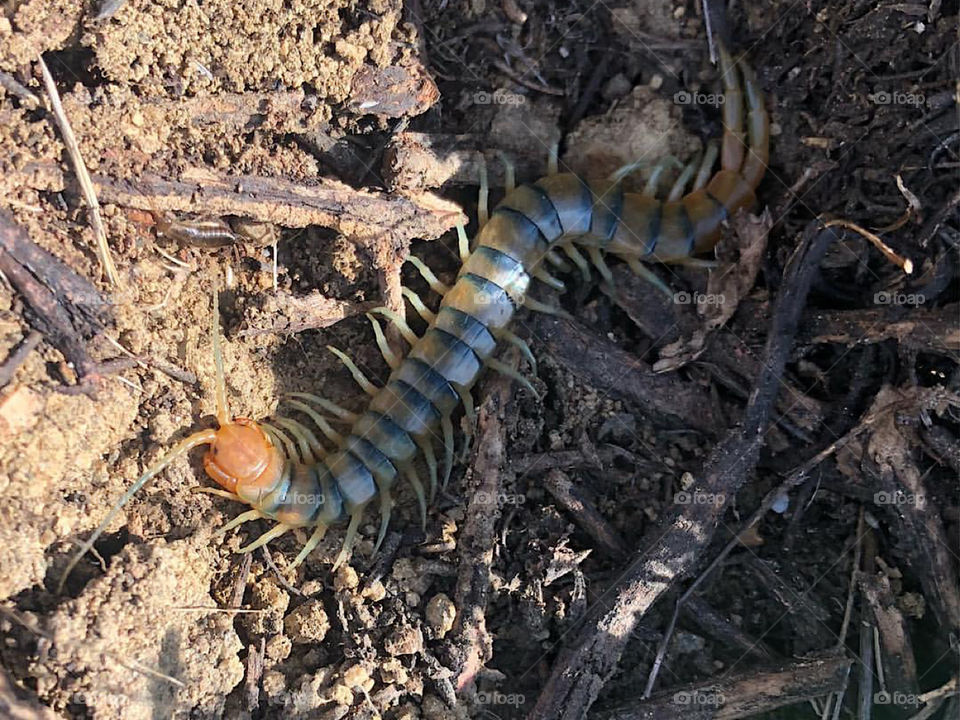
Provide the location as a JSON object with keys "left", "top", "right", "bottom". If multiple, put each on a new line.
{"left": 592, "top": 656, "right": 853, "bottom": 720}
{"left": 529, "top": 223, "right": 841, "bottom": 720}
{"left": 857, "top": 529, "right": 878, "bottom": 720}
{"left": 37, "top": 56, "right": 119, "bottom": 286}
{"left": 821, "top": 218, "right": 913, "bottom": 274}
{"left": 544, "top": 470, "right": 628, "bottom": 558}
{"left": 0, "top": 330, "right": 42, "bottom": 389}
{"left": 0, "top": 70, "right": 40, "bottom": 107}
{"left": 820, "top": 507, "right": 864, "bottom": 720}
{"left": 447, "top": 363, "right": 517, "bottom": 691}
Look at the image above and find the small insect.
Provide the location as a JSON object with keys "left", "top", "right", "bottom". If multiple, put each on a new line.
{"left": 59, "top": 41, "right": 769, "bottom": 590}
{"left": 153, "top": 213, "right": 278, "bottom": 248}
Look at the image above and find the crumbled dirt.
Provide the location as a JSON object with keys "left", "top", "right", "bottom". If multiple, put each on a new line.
{"left": 1, "top": 0, "right": 958, "bottom": 719}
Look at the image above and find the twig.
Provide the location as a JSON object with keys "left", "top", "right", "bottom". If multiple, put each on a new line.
{"left": 592, "top": 657, "right": 853, "bottom": 720}
{"left": 37, "top": 56, "right": 119, "bottom": 286}
{"left": 0, "top": 71, "right": 40, "bottom": 108}
{"left": 543, "top": 470, "right": 628, "bottom": 558}
{"left": 821, "top": 218, "right": 913, "bottom": 274}
{"left": 447, "top": 359, "right": 518, "bottom": 692}
{"left": 0, "top": 330, "right": 42, "bottom": 389}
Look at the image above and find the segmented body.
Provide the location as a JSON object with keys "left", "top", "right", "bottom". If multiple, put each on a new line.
{"left": 60, "top": 43, "right": 769, "bottom": 587}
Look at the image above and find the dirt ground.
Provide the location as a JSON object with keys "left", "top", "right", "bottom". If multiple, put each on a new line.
{"left": 1, "top": 1, "right": 958, "bottom": 719}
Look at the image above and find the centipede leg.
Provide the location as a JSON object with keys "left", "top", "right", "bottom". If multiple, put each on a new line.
{"left": 533, "top": 265, "right": 566, "bottom": 291}
{"left": 440, "top": 414, "right": 455, "bottom": 489}
{"left": 285, "top": 399, "right": 343, "bottom": 447}
{"left": 693, "top": 141, "right": 720, "bottom": 190}
{"left": 667, "top": 154, "right": 700, "bottom": 202}
{"left": 332, "top": 507, "right": 366, "bottom": 570}
{"left": 402, "top": 286, "right": 437, "bottom": 323}
{"left": 544, "top": 249, "right": 572, "bottom": 272}
{"left": 417, "top": 438, "right": 438, "bottom": 502}
{"left": 239, "top": 523, "right": 290, "bottom": 553}
{"left": 404, "top": 467, "right": 428, "bottom": 530}
{"left": 587, "top": 248, "right": 615, "bottom": 286}
{"left": 547, "top": 142, "right": 559, "bottom": 175}
{"left": 367, "top": 313, "right": 401, "bottom": 369}
{"left": 456, "top": 223, "right": 471, "bottom": 263}
{"left": 217, "top": 508, "right": 264, "bottom": 537}
{"left": 457, "top": 387, "right": 476, "bottom": 460}
{"left": 260, "top": 422, "right": 299, "bottom": 461}
{"left": 561, "top": 242, "right": 591, "bottom": 282}
{"left": 642, "top": 157, "right": 683, "bottom": 198}
{"left": 370, "top": 307, "right": 420, "bottom": 346}
{"left": 523, "top": 295, "right": 574, "bottom": 321}
{"left": 272, "top": 416, "right": 324, "bottom": 463}
{"left": 407, "top": 256, "right": 451, "bottom": 296}
{"left": 328, "top": 346, "right": 380, "bottom": 396}
{"left": 626, "top": 257, "right": 674, "bottom": 299}
{"left": 499, "top": 151, "right": 516, "bottom": 191}
{"left": 499, "top": 329, "right": 537, "bottom": 374}
{"left": 478, "top": 155, "right": 489, "bottom": 227}
{"left": 290, "top": 523, "right": 328, "bottom": 568}
{"left": 374, "top": 489, "right": 393, "bottom": 554}
{"left": 194, "top": 487, "right": 242, "bottom": 502}
{"left": 286, "top": 392, "right": 358, "bottom": 422}
{"left": 486, "top": 358, "right": 540, "bottom": 400}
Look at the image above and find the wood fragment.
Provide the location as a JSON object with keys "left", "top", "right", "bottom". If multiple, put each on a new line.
{"left": 347, "top": 63, "right": 439, "bottom": 118}
{"left": 239, "top": 291, "right": 376, "bottom": 337}
{"left": 382, "top": 132, "right": 550, "bottom": 192}
{"left": 0, "top": 331, "right": 42, "bottom": 389}
{"left": 859, "top": 386, "right": 960, "bottom": 630}
{"left": 529, "top": 223, "right": 841, "bottom": 720}
{"left": 681, "top": 595, "right": 778, "bottom": 660}
{"left": 0, "top": 71, "right": 40, "bottom": 108}
{"left": 543, "top": 470, "right": 628, "bottom": 558}
{"left": 446, "top": 365, "right": 516, "bottom": 692}
{"left": 799, "top": 303, "right": 960, "bottom": 354}
{"left": 37, "top": 56, "right": 119, "bottom": 286}
{"left": 0, "top": 210, "right": 110, "bottom": 382}
{"left": 591, "top": 656, "right": 852, "bottom": 720}
{"left": 859, "top": 572, "right": 920, "bottom": 706}
{"left": 532, "top": 313, "right": 719, "bottom": 434}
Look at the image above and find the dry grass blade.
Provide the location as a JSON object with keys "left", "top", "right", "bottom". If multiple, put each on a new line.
{"left": 37, "top": 56, "right": 120, "bottom": 287}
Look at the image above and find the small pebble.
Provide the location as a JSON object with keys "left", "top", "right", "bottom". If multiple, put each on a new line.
{"left": 770, "top": 489, "right": 790, "bottom": 514}
{"left": 384, "top": 625, "right": 423, "bottom": 656}
{"left": 284, "top": 600, "right": 330, "bottom": 644}
{"left": 334, "top": 564, "right": 359, "bottom": 591}
{"left": 425, "top": 593, "right": 456, "bottom": 638}
{"left": 362, "top": 579, "right": 386, "bottom": 602}
{"left": 265, "top": 634, "right": 291, "bottom": 661}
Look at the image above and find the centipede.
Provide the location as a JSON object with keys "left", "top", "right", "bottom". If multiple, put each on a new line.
{"left": 58, "top": 40, "right": 769, "bottom": 591}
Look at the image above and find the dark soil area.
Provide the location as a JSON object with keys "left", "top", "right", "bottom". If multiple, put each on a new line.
{"left": 0, "top": 1, "right": 957, "bottom": 719}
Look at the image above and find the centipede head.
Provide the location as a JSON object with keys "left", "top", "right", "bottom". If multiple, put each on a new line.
{"left": 202, "top": 417, "right": 282, "bottom": 494}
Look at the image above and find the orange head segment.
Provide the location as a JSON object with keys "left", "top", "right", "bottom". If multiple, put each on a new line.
{"left": 202, "top": 418, "right": 280, "bottom": 494}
